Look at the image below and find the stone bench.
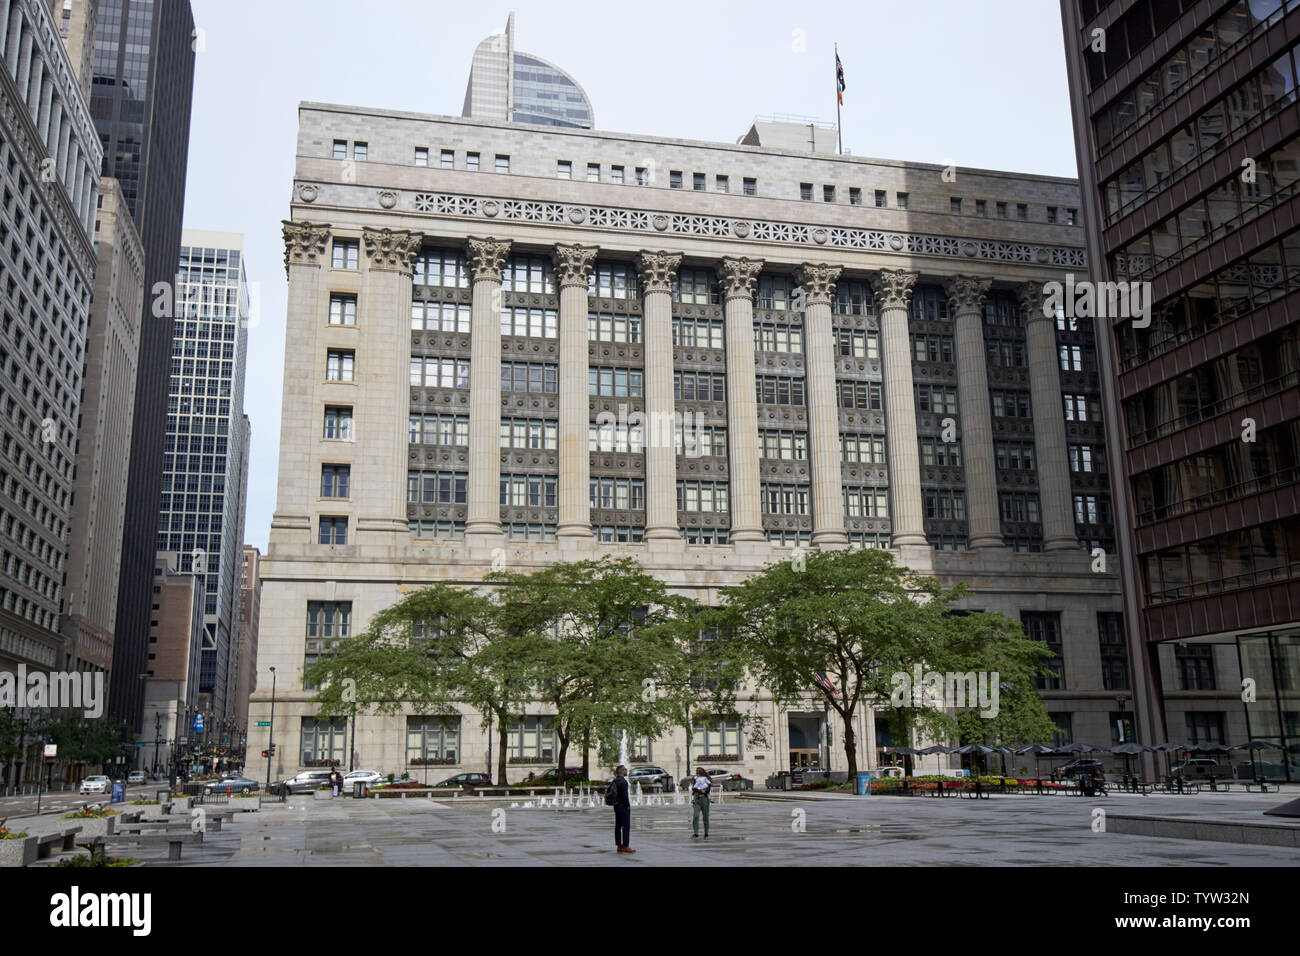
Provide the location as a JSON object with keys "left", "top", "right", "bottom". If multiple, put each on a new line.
{"left": 98, "top": 830, "right": 204, "bottom": 861}
{"left": 0, "top": 826, "right": 83, "bottom": 867}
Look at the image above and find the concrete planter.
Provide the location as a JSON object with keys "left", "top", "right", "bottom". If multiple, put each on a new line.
{"left": 63, "top": 815, "right": 118, "bottom": 838}
{"left": 137, "top": 805, "right": 169, "bottom": 821}
{"left": 0, "top": 836, "right": 36, "bottom": 867}
{"left": 311, "top": 789, "right": 334, "bottom": 801}
{"left": 169, "top": 797, "right": 192, "bottom": 813}
{"left": 228, "top": 798, "right": 261, "bottom": 812}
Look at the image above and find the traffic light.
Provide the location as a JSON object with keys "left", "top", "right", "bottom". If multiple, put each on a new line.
{"left": 261, "top": 750, "right": 268, "bottom": 758}
{"left": 268, "top": 744, "right": 276, "bottom": 756}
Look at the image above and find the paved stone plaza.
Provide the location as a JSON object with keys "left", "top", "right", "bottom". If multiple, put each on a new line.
{"left": 119, "top": 790, "right": 1300, "bottom": 866}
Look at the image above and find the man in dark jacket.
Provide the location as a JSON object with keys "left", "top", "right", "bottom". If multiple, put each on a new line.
{"left": 612, "top": 765, "right": 634, "bottom": 853}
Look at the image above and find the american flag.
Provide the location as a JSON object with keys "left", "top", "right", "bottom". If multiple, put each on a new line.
{"left": 814, "top": 672, "right": 837, "bottom": 697}
{"left": 836, "top": 53, "right": 846, "bottom": 106}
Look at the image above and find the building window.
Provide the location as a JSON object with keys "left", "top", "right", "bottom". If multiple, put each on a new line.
{"left": 414, "top": 147, "right": 428, "bottom": 166}
{"left": 1016, "top": 203, "right": 1027, "bottom": 219}
{"left": 588, "top": 477, "right": 645, "bottom": 511}
{"left": 919, "top": 437, "right": 962, "bottom": 467}
{"left": 589, "top": 367, "right": 644, "bottom": 397}
{"left": 556, "top": 160, "right": 572, "bottom": 179}
{"left": 757, "top": 275, "right": 795, "bottom": 310}
{"left": 321, "top": 465, "right": 350, "bottom": 499}
{"left": 1176, "top": 644, "right": 1216, "bottom": 691}
{"left": 692, "top": 720, "right": 741, "bottom": 760}
{"left": 587, "top": 163, "right": 600, "bottom": 182}
{"left": 508, "top": 716, "right": 556, "bottom": 763}
{"left": 676, "top": 481, "right": 729, "bottom": 513}
{"left": 1185, "top": 712, "right": 1225, "bottom": 744}
{"left": 332, "top": 139, "right": 347, "bottom": 160}
{"left": 415, "top": 250, "right": 469, "bottom": 288}
{"left": 503, "top": 306, "right": 558, "bottom": 339}
{"left": 1063, "top": 394, "right": 1097, "bottom": 421}
{"left": 636, "top": 166, "right": 649, "bottom": 186}
{"left": 1098, "top": 612, "right": 1129, "bottom": 691}
{"left": 874, "top": 189, "right": 887, "bottom": 207}
{"left": 412, "top": 413, "right": 470, "bottom": 446}
{"left": 501, "top": 362, "right": 559, "bottom": 394}
{"left": 743, "top": 177, "right": 757, "bottom": 196}
{"left": 589, "top": 419, "right": 643, "bottom": 454}
{"left": 407, "top": 717, "right": 459, "bottom": 765}
{"left": 325, "top": 350, "right": 355, "bottom": 382}
{"left": 501, "top": 474, "right": 559, "bottom": 508}
{"left": 587, "top": 313, "right": 641, "bottom": 343}
{"left": 318, "top": 516, "right": 348, "bottom": 545}
{"left": 843, "top": 486, "right": 889, "bottom": 518}
{"left": 407, "top": 471, "right": 469, "bottom": 505}
{"left": 849, "top": 187, "right": 862, "bottom": 206}
{"left": 588, "top": 263, "right": 639, "bottom": 299}
{"left": 352, "top": 142, "right": 367, "bottom": 161}
{"left": 996, "top": 201, "right": 1007, "bottom": 218}
{"left": 896, "top": 192, "right": 909, "bottom": 209}
{"left": 495, "top": 154, "right": 510, "bottom": 173}
{"left": 674, "top": 424, "right": 726, "bottom": 458}
{"left": 466, "top": 152, "right": 480, "bottom": 171}
{"left": 836, "top": 328, "right": 878, "bottom": 358}
{"left": 693, "top": 173, "right": 706, "bottom": 191}
{"left": 413, "top": 301, "right": 472, "bottom": 332}
{"left": 502, "top": 418, "right": 556, "bottom": 451}
{"left": 1066, "top": 208, "right": 1077, "bottom": 225}
{"left": 1021, "top": 612, "right": 1064, "bottom": 690}
{"left": 328, "top": 294, "right": 357, "bottom": 326}
{"left": 840, "top": 434, "right": 886, "bottom": 464}
{"left": 762, "top": 484, "right": 809, "bottom": 516}
{"left": 754, "top": 322, "right": 803, "bottom": 353}
{"left": 923, "top": 489, "right": 966, "bottom": 520}
{"left": 672, "top": 317, "right": 725, "bottom": 349}
{"left": 759, "top": 430, "right": 808, "bottom": 461}
{"left": 331, "top": 240, "right": 359, "bottom": 269}
{"left": 950, "top": 197, "right": 962, "bottom": 214}
{"left": 1046, "top": 206, "right": 1058, "bottom": 223}
{"left": 323, "top": 406, "right": 353, "bottom": 440}
{"left": 1000, "top": 492, "right": 1040, "bottom": 523}
{"left": 800, "top": 182, "right": 813, "bottom": 200}
{"left": 1069, "top": 444, "right": 1104, "bottom": 473}
{"left": 1058, "top": 344, "right": 1084, "bottom": 371}
{"left": 716, "top": 175, "right": 729, "bottom": 193}
{"left": 440, "top": 149, "right": 454, "bottom": 169}
{"left": 670, "top": 170, "right": 683, "bottom": 189}
{"left": 836, "top": 380, "right": 882, "bottom": 410}
{"left": 915, "top": 384, "right": 958, "bottom": 414}
{"left": 824, "top": 185, "right": 836, "bottom": 203}
{"left": 410, "top": 357, "right": 471, "bottom": 389}
{"left": 995, "top": 441, "right": 1035, "bottom": 471}
{"left": 755, "top": 375, "right": 806, "bottom": 406}
{"left": 611, "top": 165, "right": 624, "bottom": 184}
{"left": 301, "top": 717, "right": 346, "bottom": 766}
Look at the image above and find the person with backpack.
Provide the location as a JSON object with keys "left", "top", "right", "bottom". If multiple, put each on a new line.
{"left": 691, "top": 767, "right": 712, "bottom": 839}
{"left": 605, "top": 764, "right": 634, "bottom": 853}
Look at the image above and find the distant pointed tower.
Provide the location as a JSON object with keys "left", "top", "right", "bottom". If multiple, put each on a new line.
{"left": 462, "top": 12, "right": 593, "bottom": 128}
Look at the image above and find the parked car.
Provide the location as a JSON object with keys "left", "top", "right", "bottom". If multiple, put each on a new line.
{"left": 704, "top": 768, "right": 737, "bottom": 782}
{"left": 627, "top": 766, "right": 672, "bottom": 791}
{"left": 127, "top": 771, "right": 148, "bottom": 785}
{"left": 79, "top": 775, "right": 112, "bottom": 794}
{"left": 522, "top": 767, "right": 584, "bottom": 786}
{"left": 271, "top": 770, "right": 333, "bottom": 795}
{"left": 434, "top": 772, "right": 493, "bottom": 788}
{"left": 204, "top": 776, "right": 259, "bottom": 795}
{"left": 1055, "top": 759, "right": 1106, "bottom": 780}
{"left": 343, "top": 770, "right": 383, "bottom": 788}
{"left": 1170, "top": 757, "right": 1221, "bottom": 780}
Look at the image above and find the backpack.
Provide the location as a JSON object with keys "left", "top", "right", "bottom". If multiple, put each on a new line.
{"left": 605, "top": 778, "right": 618, "bottom": 806}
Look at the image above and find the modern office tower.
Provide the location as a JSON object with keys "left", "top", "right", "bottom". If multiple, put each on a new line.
{"left": 156, "top": 231, "right": 250, "bottom": 728}
{"left": 62, "top": 177, "right": 143, "bottom": 678}
{"left": 461, "top": 13, "right": 594, "bottom": 129}
{"left": 140, "top": 556, "right": 202, "bottom": 774}
{"left": 1062, "top": 0, "right": 1299, "bottom": 779}
{"left": 232, "top": 544, "right": 261, "bottom": 741}
{"left": 84, "top": 0, "right": 196, "bottom": 729}
{"left": 0, "top": 0, "right": 102, "bottom": 691}
{"left": 249, "top": 94, "right": 1130, "bottom": 784}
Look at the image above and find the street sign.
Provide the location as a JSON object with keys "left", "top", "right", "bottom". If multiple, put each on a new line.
{"left": 193, "top": 714, "right": 205, "bottom": 733}
{"left": 256, "top": 721, "right": 270, "bottom": 727}
{"left": 43, "top": 744, "right": 57, "bottom": 758}
{"left": 133, "top": 742, "right": 148, "bottom": 748}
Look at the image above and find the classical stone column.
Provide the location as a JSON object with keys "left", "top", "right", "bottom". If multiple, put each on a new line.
{"left": 945, "top": 275, "right": 1003, "bottom": 549}
{"left": 718, "top": 256, "right": 765, "bottom": 543}
{"left": 554, "top": 243, "right": 599, "bottom": 538}
{"left": 638, "top": 250, "right": 683, "bottom": 541}
{"left": 271, "top": 220, "right": 331, "bottom": 534}
{"left": 1019, "top": 283, "right": 1077, "bottom": 551}
{"left": 359, "top": 227, "right": 424, "bottom": 540}
{"left": 794, "top": 262, "right": 847, "bottom": 548}
{"left": 465, "top": 237, "right": 512, "bottom": 543}
{"left": 873, "top": 269, "right": 926, "bottom": 548}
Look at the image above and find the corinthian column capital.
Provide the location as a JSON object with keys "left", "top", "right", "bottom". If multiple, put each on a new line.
{"left": 794, "top": 262, "right": 842, "bottom": 307}
{"left": 466, "top": 237, "right": 512, "bottom": 282}
{"left": 281, "top": 220, "right": 330, "bottom": 275}
{"left": 552, "top": 243, "right": 598, "bottom": 287}
{"left": 717, "top": 256, "right": 764, "bottom": 301}
{"left": 636, "top": 250, "right": 682, "bottom": 295}
{"left": 362, "top": 227, "right": 423, "bottom": 274}
{"left": 871, "top": 269, "right": 919, "bottom": 311}
{"left": 944, "top": 275, "right": 992, "bottom": 314}
{"left": 1016, "top": 282, "right": 1051, "bottom": 324}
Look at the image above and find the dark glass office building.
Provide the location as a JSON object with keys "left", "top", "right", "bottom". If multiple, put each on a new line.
{"left": 1062, "top": 0, "right": 1300, "bottom": 779}
{"left": 90, "top": 0, "right": 197, "bottom": 729}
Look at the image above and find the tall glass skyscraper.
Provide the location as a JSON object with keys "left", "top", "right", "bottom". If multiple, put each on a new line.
{"left": 159, "top": 232, "right": 250, "bottom": 724}
{"left": 84, "top": 0, "right": 197, "bottom": 729}
{"left": 461, "top": 13, "right": 594, "bottom": 129}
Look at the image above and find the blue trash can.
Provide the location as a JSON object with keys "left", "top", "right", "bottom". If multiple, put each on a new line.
{"left": 855, "top": 774, "right": 872, "bottom": 796}
{"left": 111, "top": 781, "right": 125, "bottom": 803}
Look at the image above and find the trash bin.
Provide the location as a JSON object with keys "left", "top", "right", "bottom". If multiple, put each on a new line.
{"left": 156, "top": 788, "right": 170, "bottom": 803}
{"left": 111, "top": 781, "right": 125, "bottom": 803}
{"left": 353, "top": 782, "right": 367, "bottom": 799}
{"left": 855, "top": 774, "right": 872, "bottom": 796}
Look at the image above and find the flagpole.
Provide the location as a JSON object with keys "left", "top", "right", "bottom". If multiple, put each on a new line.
{"left": 835, "top": 43, "right": 842, "bottom": 156}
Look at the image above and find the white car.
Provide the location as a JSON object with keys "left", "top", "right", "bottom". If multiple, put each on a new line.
{"left": 79, "top": 775, "right": 111, "bottom": 794}
{"left": 343, "top": 769, "right": 383, "bottom": 787}
{"left": 127, "top": 771, "right": 148, "bottom": 785}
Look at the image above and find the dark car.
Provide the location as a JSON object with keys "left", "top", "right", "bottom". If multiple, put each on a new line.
{"left": 522, "top": 767, "right": 583, "bottom": 786}
{"left": 271, "top": 770, "right": 333, "bottom": 795}
{"left": 204, "top": 776, "right": 260, "bottom": 795}
{"left": 435, "top": 772, "right": 493, "bottom": 788}
{"left": 1055, "top": 758, "right": 1106, "bottom": 780}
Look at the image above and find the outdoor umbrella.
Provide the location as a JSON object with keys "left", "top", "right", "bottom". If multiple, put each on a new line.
{"left": 1189, "top": 742, "right": 1231, "bottom": 754}
{"left": 1014, "top": 743, "right": 1055, "bottom": 779}
{"left": 918, "top": 744, "right": 956, "bottom": 776}
{"left": 957, "top": 743, "right": 995, "bottom": 776}
{"left": 1153, "top": 742, "right": 1187, "bottom": 779}
{"left": 1111, "top": 741, "right": 1149, "bottom": 778}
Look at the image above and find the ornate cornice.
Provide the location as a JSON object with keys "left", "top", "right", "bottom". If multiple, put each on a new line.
{"left": 636, "top": 250, "right": 683, "bottom": 295}
{"left": 362, "top": 227, "right": 423, "bottom": 275}
{"left": 1016, "top": 282, "right": 1050, "bottom": 324}
{"left": 871, "top": 269, "right": 919, "bottom": 311}
{"left": 552, "top": 243, "right": 599, "bottom": 287}
{"left": 718, "top": 257, "right": 764, "bottom": 301}
{"left": 793, "top": 263, "right": 842, "bottom": 306}
{"left": 282, "top": 220, "right": 331, "bottom": 275}
{"left": 466, "top": 237, "right": 513, "bottom": 282}
{"left": 393, "top": 191, "right": 1088, "bottom": 268}
{"left": 944, "top": 275, "right": 992, "bottom": 315}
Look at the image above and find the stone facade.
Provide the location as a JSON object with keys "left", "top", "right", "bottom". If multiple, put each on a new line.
{"left": 249, "top": 104, "right": 1137, "bottom": 784}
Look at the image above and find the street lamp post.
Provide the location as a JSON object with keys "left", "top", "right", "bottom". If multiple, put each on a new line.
{"left": 266, "top": 667, "right": 277, "bottom": 788}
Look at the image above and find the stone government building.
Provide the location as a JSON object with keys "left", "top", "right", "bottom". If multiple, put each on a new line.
{"left": 248, "top": 47, "right": 1247, "bottom": 781}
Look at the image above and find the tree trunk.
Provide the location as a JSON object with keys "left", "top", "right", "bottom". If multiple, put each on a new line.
{"left": 556, "top": 728, "right": 570, "bottom": 785}
{"left": 580, "top": 726, "right": 591, "bottom": 780}
{"left": 496, "top": 712, "right": 509, "bottom": 786}
{"left": 842, "top": 714, "right": 858, "bottom": 780}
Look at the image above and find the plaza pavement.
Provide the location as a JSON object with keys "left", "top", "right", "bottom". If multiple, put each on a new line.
{"left": 54, "top": 787, "right": 1299, "bottom": 866}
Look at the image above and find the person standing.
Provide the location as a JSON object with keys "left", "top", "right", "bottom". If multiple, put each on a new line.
{"left": 691, "top": 767, "right": 712, "bottom": 839}
{"left": 330, "top": 765, "right": 342, "bottom": 797}
{"left": 611, "top": 765, "right": 634, "bottom": 853}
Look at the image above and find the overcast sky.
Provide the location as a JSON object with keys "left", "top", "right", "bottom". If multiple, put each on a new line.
{"left": 182, "top": 0, "right": 1078, "bottom": 551}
